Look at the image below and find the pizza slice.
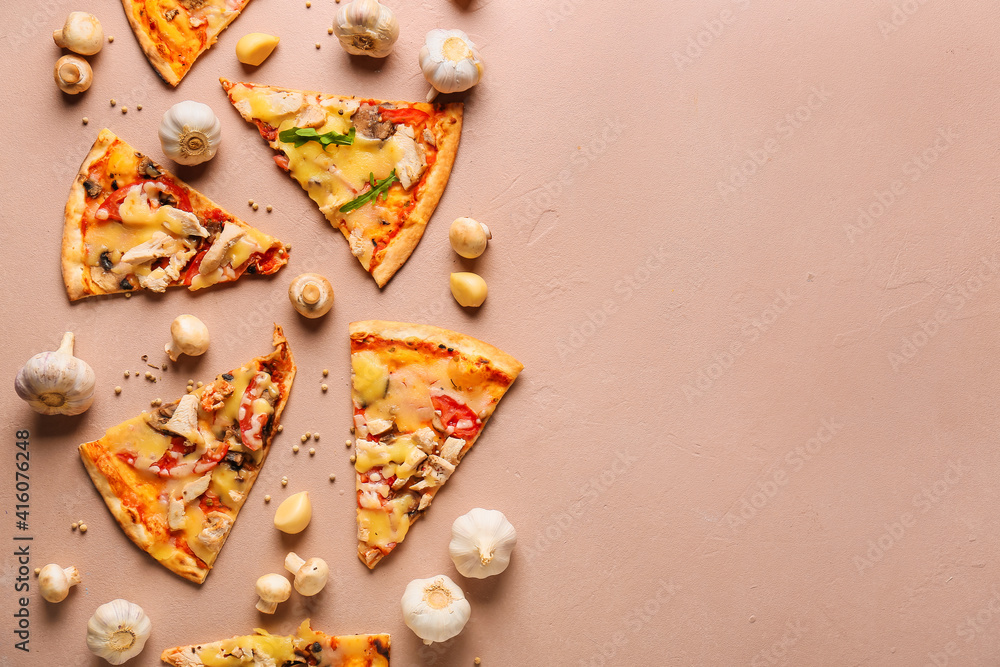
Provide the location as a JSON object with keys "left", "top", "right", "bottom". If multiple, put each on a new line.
{"left": 349, "top": 321, "right": 523, "bottom": 568}
{"left": 79, "top": 325, "right": 295, "bottom": 584}
{"left": 160, "top": 620, "right": 390, "bottom": 666}
{"left": 63, "top": 128, "right": 289, "bottom": 301}
{"left": 221, "top": 78, "right": 463, "bottom": 287}
{"left": 121, "top": 0, "right": 252, "bottom": 86}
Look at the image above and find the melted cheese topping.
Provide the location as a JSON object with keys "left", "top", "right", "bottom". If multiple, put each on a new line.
{"left": 190, "top": 623, "right": 388, "bottom": 667}
{"left": 128, "top": 0, "right": 240, "bottom": 81}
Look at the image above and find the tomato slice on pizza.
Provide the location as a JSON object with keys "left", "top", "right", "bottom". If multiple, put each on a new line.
{"left": 121, "top": 0, "right": 252, "bottom": 86}
{"left": 79, "top": 325, "right": 295, "bottom": 584}
{"left": 160, "top": 620, "right": 389, "bottom": 666}
{"left": 62, "top": 129, "right": 289, "bottom": 301}
{"left": 220, "top": 79, "right": 463, "bottom": 287}
{"left": 349, "top": 321, "right": 523, "bottom": 568}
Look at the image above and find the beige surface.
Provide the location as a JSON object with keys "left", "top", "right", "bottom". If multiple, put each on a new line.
{"left": 3, "top": 0, "right": 1000, "bottom": 665}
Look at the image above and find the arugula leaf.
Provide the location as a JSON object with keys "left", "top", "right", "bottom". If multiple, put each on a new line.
{"left": 339, "top": 171, "right": 399, "bottom": 213}
{"left": 278, "top": 126, "right": 356, "bottom": 148}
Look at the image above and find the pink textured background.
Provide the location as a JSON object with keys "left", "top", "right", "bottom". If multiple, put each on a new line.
{"left": 3, "top": 0, "right": 1000, "bottom": 665}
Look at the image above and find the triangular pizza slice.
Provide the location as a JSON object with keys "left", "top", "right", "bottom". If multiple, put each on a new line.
{"left": 121, "top": 0, "right": 252, "bottom": 86}
{"left": 349, "top": 321, "right": 523, "bottom": 568}
{"left": 62, "top": 128, "right": 289, "bottom": 301}
{"left": 221, "top": 78, "right": 463, "bottom": 287}
{"left": 160, "top": 620, "right": 389, "bottom": 666}
{"left": 79, "top": 325, "right": 295, "bottom": 584}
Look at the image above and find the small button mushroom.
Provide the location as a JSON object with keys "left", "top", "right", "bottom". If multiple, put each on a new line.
{"left": 38, "top": 564, "right": 81, "bottom": 603}
{"left": 54, "top": 55, "right": 93, "bottom": 95}
{"left": 284, "top": 552, "right": 330, "bottom": 596}
{"left": 254, "top": 573, "right": 291, "bottom": 614}
{"left": 53, "top": 12, "right": 104, "bottom": 55}
{"left": 449, "top": 217, "right": 491, "bottom": 259}
{"left": 165, "top": 315, "right": 210, "bottom": 361}
{"left": 288, "top": 273, "right": 334, "bottom": 319}
{"left": 274, "top": 491, "right": 312, "bottom": 534}
{"left": 450, "top": 272, "right": 488, "bottom": 307}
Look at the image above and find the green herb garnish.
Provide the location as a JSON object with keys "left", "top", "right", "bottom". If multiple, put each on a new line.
{"left": 278, "top": 126, "right": 356, "bottom": 148}
{"left": 339, "top": 171, "right": 399, "bottom": 213}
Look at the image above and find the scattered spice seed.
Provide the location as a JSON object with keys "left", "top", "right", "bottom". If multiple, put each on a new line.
{"left": 144, "top": 371, "right": 153, "bottom": 380}
{"left": 281, "top": 478, "right": 288, "bottom": 487}
{"left": 329, "top": 474, "right": 336, "bottom": 481}
{"left": 71, "top": 523, "right": 78, "bottom": 530}
{"left": 79, "top": 524, "right": 88, "bottom": 533}
{"left": 264, "top": 495, "right": 271, "bottom": 502}
{"left": 322, "top": 369, "right": 329, "bottom": 376}
{"left": 301, "top": 435, "right": 308, "bottom": 443}
{"left": 349, "top": 426, "right": 355, "bottom": 434}
{"left": 313, "top": 433, "right": 320, "bottom": 441}
{"left": 321, "top": 383, "right": 328, "bottom": 392}
{"left": 305, "top": 432, "right": 312, "bottom": 439}
{"left": 248, "top": 199, "right": 254, "bottom": 206}
{"left": 350, "top": 454, "right": 356, "bottom": 463}
{"left": 121, "top": 106, "right": 127, "bottom": 114}
{"left": 124, "top": 371, "right": 130, "bottom": 378}
{"left": 197, "top": 381, "right": 204, "bottom": 387}
{"left": 137, "top": 104, "right": 142, "bottom": 110}
{"left": 252, "top": 203, "right": 259, "bottom": 211}
{"left": 309, "top": 448, "right": 316, "bottom": 456}
{"left": 125, "top": 292, "right": 132, "bottom": 298}
{"left": 315, "top": 42, "right": 321, "bottom": 49}
{"left": 292, "top": 445, "right": 300, "bottom": 453}
{"left": 306, "top": 1, "right": 311, "bottom": 6}
{"left": 107, "top": 35, "right": 114, "bottom": 42}
{"left": 110, "top": 98, "right": 116, "bottom": 106}
{"left": 34, "top": 568, "right": 40, "bottom": 575}
{"left": 345, "top": 440, "right": 352, "bottom": 447}
{"left": 327, "top": 27, "right": 334, "bottom": 35}
{"left": 162, "top": 363, "right": 168, "bottom": 371}
{"left": 151, "top": 398, "right": 162, "bottom": 407}
{"left": 82, "top": 117, "right": 89, "bottom": 124}
{"left": 475, "top": 659, "right": 481, "bottom": 665}
{"left": 276, "top": 424, "right": 284, "bottom": 433}
{"left": 115, "top": 386, "right": 122, "bottom": 394}
{"left": 266, "top": 205, "right": 273, "bottom": 212}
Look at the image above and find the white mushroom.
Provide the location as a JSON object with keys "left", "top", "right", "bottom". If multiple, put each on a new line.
{"left": 54, "top": 55, "right": 93, "bottom": 95}
{"left": 449, "top": 217, "right": 491, "bottom": 258}
{"left": 165, "top": 315, "right": 210, "bottom": 361}
{"left": 38, "top": 564, "right": 81, "bottom": 603}
{"left": 161, "top": 394, "right": 204, "bottom": 446}
{"left": 288, "top": 273, "right": 334, "bottom": 318}
{"left": 254, "top": 573, "right": 291, "bottom": 613}
{"left": 53, "top": 12, "right": 104, "bottom": 55}
{"left": 284, "top": 552, "right": 330, "bottom": 596}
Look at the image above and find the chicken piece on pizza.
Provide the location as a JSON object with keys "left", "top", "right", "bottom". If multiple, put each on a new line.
{"left": 349, "top": 321, "right": 523, "bottom": 568}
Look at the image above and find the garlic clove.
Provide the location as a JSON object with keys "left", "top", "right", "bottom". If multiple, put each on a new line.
{"left": 450, "top": 272, "right": 488, "bottom": 308}
{"left": 165, "top": 314, "right": 210, "bottom": 361}
{"left": 449, "top": 508, "right": 517, "bottom": 579}
{"left": 86, "top": 599, "right": 152, "bottom": 665}
{"left": 333, "top": 0, "right": 399, "bottom": 58}
{"left": 159, "top": 101, "right": 222, "bottom": 166}
{"left": 38, "top": 564, "right": 81, "bottom": 603}
{"left": 54, "top": 55, "right": 93, "bottom": 95}
{"left": 15, "top": 332, "right": 96, "bottom": 416}
{"left": 401, "top": 575, "right": 472, "bottom": 645}
{"left": 236, "top": 33, "right": 280, "bottom": 66}
{"left": 53, "top": 12, "right": 104, "bottom": 56}
{"left": 274, "top": 491, "right": 312, "bottom": 534}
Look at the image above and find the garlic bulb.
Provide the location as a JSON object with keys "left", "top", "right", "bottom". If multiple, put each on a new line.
{"left": 159, "top": 101, "right": 221, "bottom": 166}
{"left": 449, "top": 508, "right": 517, "bottom": 578}
{"left": 333, "top": 0, "right": 399, "bottom": 58}
{"left": 15, "top": 332, "right": 95, "bottom": 415}
{"left": 419, "top": 29, "right": 484, "bottom": 101}
{"left": 86, "top": 599, "right": 152, "bottom": 665}
{"left": 401, "top": 575, "right": 471, "bottom": 645}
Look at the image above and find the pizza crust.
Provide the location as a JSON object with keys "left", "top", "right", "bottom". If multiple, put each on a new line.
{"left": 119, "top": 0, "right": 181, "bottom": 86}
{"left": 78, "top": 325, "right": 296, "bottom": 584}
{"left": 371, "top": 106, "right": 463, "bottom": 287}
{"left": 348, "top": 320, "right": 524, "bottom": 380}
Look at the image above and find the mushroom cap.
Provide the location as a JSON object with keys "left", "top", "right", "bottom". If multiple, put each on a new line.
{"left": 288, "top": 273, "right": 334, "bottom": 318}
{"left": 255, "top": 573, "right": 291, "bottom": 601}
{"left": 54, "top": 11, "right": 104, "bottom": 55}
{"left": 168, "top": 314, "right": 210, "bottom": 357}
{"left": 54, "top": 55, "right": 93, "bottom": 95}
{"left": 293, "top": 557, "right": 330, "bottom": 596}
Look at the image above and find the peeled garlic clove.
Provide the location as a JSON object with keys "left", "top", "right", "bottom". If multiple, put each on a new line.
{"left": 53, "top": 11, "right": 104, "bottom": 55}
{"left": 15, "top": 332, "right": 96, "bottom": 416}
{"left": 450, "top": 272, "right": 488, "bottom": 307}
{"left": 159, "top": 101, "right": 222, "bottom": 166}
{"left": 165, "top": 314, "right": 210, "bottom": 361}
{"left": 449, "top": 508, "right": 517, "bottom": 579}
{"left": 274, "top": 491, "right": 312, "bottom": 534}
{"left": 38, "top": 564, "right": 81, "bottom": 603}
{"left": 449, "top": 217, "right": 491, "bottom": 258}
{"left": 86, "top": 599, "right": 151, "bottom": 665}
{"left": 419, "top": 29, "right": 484, "bottom": 100}
{"left": 333, "top": 0, "right": 399, "bottom": 58}
{"left": 236, "top": 33, "right": 280, "bottom": 66}
{"left": 401, "top": 575, "right": 471, "bottom": 645}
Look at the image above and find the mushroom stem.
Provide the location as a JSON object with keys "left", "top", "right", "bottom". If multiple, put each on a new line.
{"left": 284, "top": 552, "right": 306, "bottom": 572}
{"left": 58, "top": 61, "right": 82, "bottom": 84}
{"left": 255, "top": 598, "right": 278, "bottom": 614}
